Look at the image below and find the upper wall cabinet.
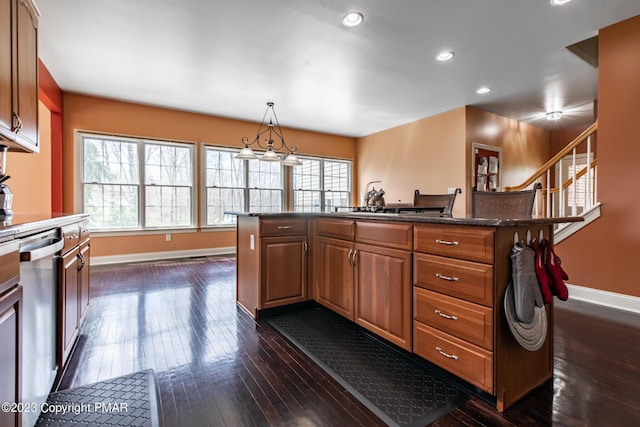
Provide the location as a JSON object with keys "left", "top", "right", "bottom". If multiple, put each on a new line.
{"left": 0, "top": 0, "right": 40, "bottom": 153}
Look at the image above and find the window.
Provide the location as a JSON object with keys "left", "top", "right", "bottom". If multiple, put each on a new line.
{"left": 80, "top": 133, "right": 195, "bottom": 230}
{"left": 204, "top": 148, "right": 245, "bottom": 226}
{"left": 293, "top": 157, "right": 351, "bottom": 212}
{"left": 203, "top": 147, "right": 283, "bottom": 226}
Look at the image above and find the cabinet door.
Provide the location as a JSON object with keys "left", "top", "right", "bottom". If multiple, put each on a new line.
{"left": 317, "top": 236, "right": 354, "bottom": 320}
{"left": 12, "top": 0, "right": 39, "bottom": 151}
{"left": 58, "top": 249, "right": 79, "bottom": 366}
{"left": 261, "top": 236, "right": 307, "bottom": 309}
{"left": 354, "top": 243, "right": 412, "bottom": 350}
{"left": 78, "top": 241, "right": 90, "bottom": 323}
{"left": 0, "top": 0, "right": 12, "bottom": 140}
{"left": 0, "top": 285, "right": 22, "bottom": 427}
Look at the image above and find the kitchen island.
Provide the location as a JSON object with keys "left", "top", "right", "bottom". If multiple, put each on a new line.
{"left": 230, "top": 211, "right": 581, "bottom": 412}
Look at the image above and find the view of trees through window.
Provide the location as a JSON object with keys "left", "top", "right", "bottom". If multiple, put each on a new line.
{"left": 293, "top": 157, "right": 351, "bottom": 212}
{"left": 81, "top": 134, "right": 194, "bottom": 230}
{"left": 81, "top": 135, "right": 350, "bottom": 230}
{"left": 204, "top": 147, "right": 283, "bottom": 226}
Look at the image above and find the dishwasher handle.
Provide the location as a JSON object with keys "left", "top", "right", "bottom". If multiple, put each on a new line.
{"left": 20, "top": 238, "right": 65, "bottom": 262}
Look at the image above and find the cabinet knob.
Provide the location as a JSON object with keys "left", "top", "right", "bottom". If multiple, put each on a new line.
{"left": 435, "top": 309, "right": 459, "bottom": 321}
{"left": 435, "top": 273, "right": 459, "bottom": 282}
{"left": 435, "top": 239, "right": 459, "bottom": 246}
{"left": 435, "top": 346, "right": 459, "bottom": 360}
{"left": 12, "top": 113, "right": 23, "bottom": 133}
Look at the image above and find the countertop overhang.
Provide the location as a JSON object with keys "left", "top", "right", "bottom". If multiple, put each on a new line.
{"left": 0, "top": 212, "right": 90, "bottom": 241}
{"left": 225, "top": 211, "right": 584, "bottom": 227}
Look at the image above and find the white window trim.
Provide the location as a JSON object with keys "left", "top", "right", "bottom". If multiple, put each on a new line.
{"left": 293, "top": 155, "right": 352, "bottom": 212}
{"left": 75, "top": 130, "right": 198, "bottom": 232}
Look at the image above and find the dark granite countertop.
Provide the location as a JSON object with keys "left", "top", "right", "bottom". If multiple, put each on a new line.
{"left": 226, "top": 211, "right": 583, "bottom": 227}
{"left": 0, "top": 212, "right": 90, "bottom": 241}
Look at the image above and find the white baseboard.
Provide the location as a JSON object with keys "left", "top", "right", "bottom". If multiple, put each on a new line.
{"left": 566, "top": 283, "right": 640, "bottom": 315}
{"left": 91, "top": 246, "right": 236, "bottom": 266}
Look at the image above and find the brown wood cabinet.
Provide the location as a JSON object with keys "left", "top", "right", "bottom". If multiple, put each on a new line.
{"left": 59, "top": 247, "right": 79, "bottom": 365}
{"left": 315, "top": 218, "right": 413, "bottom": 350}
{"left": 234, "top": 213, "right": 565, "bottom": 412}
{"left": 413, "top": 222, "right": 554, "bottom": 411}
{"left": 0, "top": 239, "right": 21, "bottom": 427}
{"left": 236, "top": 216, "right": 308, "bottom": 318}
{"left": 354, "top": 221, "right": 413, "bottom": 351}
{"left": 78, "top": 239, "right": 90, "bottom": 323}
{"left": 0, "top": 0, "right": 39, "bottom": 152}
{"left": 57, "top": 220, "right": 90, "bottom": 366}
{"left": 316, "top": 218, "right": 356, "bottom": 320}
{"left": 0, "top": 284, "right": 22, "bottom": 427}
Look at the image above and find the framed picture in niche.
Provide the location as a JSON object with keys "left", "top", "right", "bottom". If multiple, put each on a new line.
{"left": 472, "top": 142, "right": 502, "bottom": 192}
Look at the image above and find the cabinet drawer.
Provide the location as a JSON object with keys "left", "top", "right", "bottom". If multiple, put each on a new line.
{"left": 414, "top": 322, "right": 493, "bottom": 393}
{"left": 414, "top": 224, "right": 494, "bottom": 263}
{"left": 414, "top": 287, "right": 492, "bottom": 350}
{"left": 79, "top": 219, "right": 90, "bottom": 242}
{"left": 414, "top": 253, "right": 493, "bottom": 306}
{"left": 356, "top": 221, "right": 412, "bottom": 250}
{"left": 260, "top": 218, "right": 307, "bottom": 237}
{"left": 0, "top": 240, "right": 20, "bottom": 295}
{"left": 61, "top": 223, "right": 80, "bottom": 254}
{"left": 317, "top": 218, "right": 355, "bottom": 241}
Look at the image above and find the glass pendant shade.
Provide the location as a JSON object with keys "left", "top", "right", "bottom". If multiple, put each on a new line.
{"left": 282, "top": 153, "right": 302, "bottom": 166}
{"left": 240, "top": 102, "right": 301, "bottom": 166}
{"left": 236, "top": 146, "right": 258, "bottom": 160}
{"left": 260, "top": 149, "right": 280, "bottom": 162}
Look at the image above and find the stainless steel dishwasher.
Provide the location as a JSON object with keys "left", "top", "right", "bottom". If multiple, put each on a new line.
{"left": 19, "top": 229, "right": 64, "bottom": 427}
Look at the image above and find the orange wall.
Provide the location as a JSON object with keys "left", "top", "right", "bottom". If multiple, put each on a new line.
{"left": 549, "top": 124, "right": 594, "bottom": 157}
{"left": 62, "top": 94, "right": 356, "bottom": 257}
{"left": 356, "top": 107, "right": 467, "bottom": 213}
{"left": 557, "top": 14, "right": 640, "bottom": 298}
{"left": 355, "top": 106, "right": 550, "bottom": 214}
{"left": 6, "top": 101, "right": 52, "bottom": 213}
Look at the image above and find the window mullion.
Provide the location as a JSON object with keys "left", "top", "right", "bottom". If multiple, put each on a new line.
{"left": 139, "top": 141, "right": 146, "bottom": 229}
{"left": 319, "top": 159, "right": 325, "bottom": 212}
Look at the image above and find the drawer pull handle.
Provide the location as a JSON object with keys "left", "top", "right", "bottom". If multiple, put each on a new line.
{"left": 435, "top": 239, "right": 459, "bottom": 246}
{"left": 435, "top": 273, "right": 459, "bottom": 282}
{"left": 277, "top": 225, "right": 293, "bottom": 230}
{"left": 436, "top": 346, "right": 459, "bottom": 360}
{"left": 435, "top": 310, "right": 458, "bottom": 321}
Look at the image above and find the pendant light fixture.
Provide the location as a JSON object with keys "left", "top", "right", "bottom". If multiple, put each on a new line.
{"left": 236, "top": 102, "right": 302, "bottom": 166}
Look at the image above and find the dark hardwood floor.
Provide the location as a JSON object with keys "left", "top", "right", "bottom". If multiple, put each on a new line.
{"left": 58, "top": 255, "right": 640, "bottom": 426}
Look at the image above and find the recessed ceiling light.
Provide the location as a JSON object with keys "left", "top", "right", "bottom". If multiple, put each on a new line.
{"left": 550, "top": 0, "right": 572, "bottom": 6}
{"left": 546, "top": 111, "right": 563, "bottom": 120}
{"left": 476, "top": 87, "right": 491, "bottom": 94}
{"left": 342, "top": 12, "right": 363, "bottom": 27}
{"left": 435, "top": 51, "right": 455, "bottom": 61}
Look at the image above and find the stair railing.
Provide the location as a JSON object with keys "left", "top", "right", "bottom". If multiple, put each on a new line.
{"left": 503, "top": 121, "right": 598, "bottom": 221}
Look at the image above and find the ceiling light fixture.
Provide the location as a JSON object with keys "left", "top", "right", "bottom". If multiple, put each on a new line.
{"left": 546, "top": 111, "right": 563, "bottom": 120}
{"left": 435, "top": 51, "right": 455, "bottom": 61}
{"left": 476, "top": 86, "right": 491, "bottom": 94}
{"left": 342, "top": 12, "right": 364, "bottom": 27}
{"left": 550, "top": 0, "right": 572, "bottom": 6}
{"left": 236, "top": 102, "right": 302, "bottom": 166}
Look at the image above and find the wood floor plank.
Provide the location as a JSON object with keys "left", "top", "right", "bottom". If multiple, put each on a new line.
{"left": 57, "top": 255, "right": 640, "bottom": 427}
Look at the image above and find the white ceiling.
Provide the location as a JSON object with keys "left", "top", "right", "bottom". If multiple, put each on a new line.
{"left": 36, "top": 0, "right": 640, "bottom": 138}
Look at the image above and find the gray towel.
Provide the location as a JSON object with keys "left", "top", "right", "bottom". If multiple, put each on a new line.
{"left": 510, "top": 243, "right": 544, "bottom": 323}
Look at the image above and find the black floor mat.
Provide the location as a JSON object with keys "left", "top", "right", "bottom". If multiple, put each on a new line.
{"left": 267, "top": 306, "right": 469, "bottom": 427}
{"left": 36, "top": 369, "right": 160, "bottom": 427}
